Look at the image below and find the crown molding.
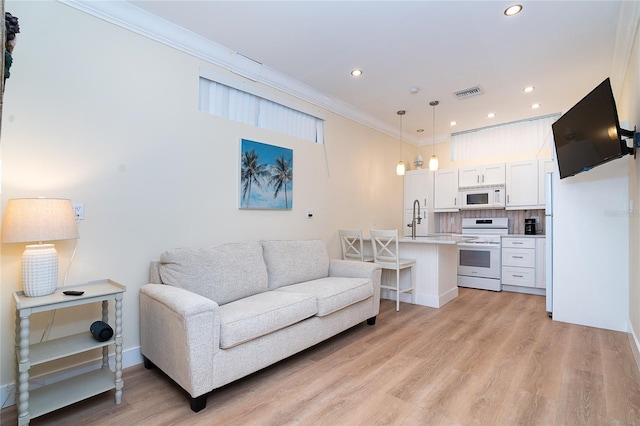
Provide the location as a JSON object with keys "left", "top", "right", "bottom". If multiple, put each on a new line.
{"left": 58, "top": 0, "right": 402, "bottom": 141}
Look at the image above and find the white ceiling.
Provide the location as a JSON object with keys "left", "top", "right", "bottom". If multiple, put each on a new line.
{"left": 125, "top": 1, "right": 631, "bottom": 146}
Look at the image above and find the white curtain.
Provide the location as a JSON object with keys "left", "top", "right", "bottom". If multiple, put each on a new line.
{"left": 199, "top": 78, "right": 324, "bottom": 144}
{"left": 451, "top": 114, "right": 559, "bottom": 161}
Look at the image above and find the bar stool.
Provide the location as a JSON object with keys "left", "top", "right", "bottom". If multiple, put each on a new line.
{"left": 370, "top": 229, "right": 416, "bottom": 311}
{"left": 339, "top": 229, "right": 374, "bottom": 262}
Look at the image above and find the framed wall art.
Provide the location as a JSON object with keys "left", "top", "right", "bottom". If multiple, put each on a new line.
{"left": 239, "top": 139, "right": 293, "bottom": 210}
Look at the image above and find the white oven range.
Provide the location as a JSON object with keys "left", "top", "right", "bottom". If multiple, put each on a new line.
{"left": 457, "top": 217, "right": 508, "bottom": 291}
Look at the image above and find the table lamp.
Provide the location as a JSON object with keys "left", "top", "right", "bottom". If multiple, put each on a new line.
{"left": 1, "top": 198, "right": 79, "bottom": 297}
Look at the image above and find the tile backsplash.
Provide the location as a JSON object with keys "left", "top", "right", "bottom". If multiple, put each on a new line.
{"left": 436, "top": 209, "right": 546, "bottom": 235}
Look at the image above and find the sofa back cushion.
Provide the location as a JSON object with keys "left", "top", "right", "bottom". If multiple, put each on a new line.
{"left": 158, "top": 242, "right": 268, "bottom": 305}
{"left": 261, "top": 239, "right": 329, "bottom": 289}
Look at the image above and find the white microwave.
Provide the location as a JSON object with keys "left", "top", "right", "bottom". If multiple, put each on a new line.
{"left": 460, "top": 186, "right": 505, "bottom": 209}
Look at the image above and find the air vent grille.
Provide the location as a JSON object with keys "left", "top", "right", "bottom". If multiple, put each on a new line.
{"left": 453, "top": 85, "right": 484, "bottom": 100}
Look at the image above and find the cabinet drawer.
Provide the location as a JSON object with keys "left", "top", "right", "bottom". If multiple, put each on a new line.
{"left": 501, "top": 248, "right": 535, "bottom": 267}
{"left": 502, "top": 238, "right": 535, "bottom": 249}
{"left": 501, "top": 266, "right": 535, "bottom": 287}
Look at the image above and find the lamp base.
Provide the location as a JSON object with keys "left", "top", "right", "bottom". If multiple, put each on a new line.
{"left": 22, "top": 244, "right": 58, "bottom": 297}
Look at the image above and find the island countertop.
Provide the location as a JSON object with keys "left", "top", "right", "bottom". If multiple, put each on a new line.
{"left": 398, "top": 234, "right": 476, "bottom": 245}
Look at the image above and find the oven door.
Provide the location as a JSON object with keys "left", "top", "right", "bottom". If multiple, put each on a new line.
{"left": 457, "top": 244, "right": 501, "bottom": 279}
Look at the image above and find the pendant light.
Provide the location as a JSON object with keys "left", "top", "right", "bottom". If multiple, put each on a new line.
{"left": 396, "top": 110, "right": 406, "bottom": 176}
{"left": 429, "top": 101, "right": 439, "bottom": 171}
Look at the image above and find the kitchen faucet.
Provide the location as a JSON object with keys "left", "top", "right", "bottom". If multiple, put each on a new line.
{"left": 408, "top": 199, "right": 422, "bottom": 240}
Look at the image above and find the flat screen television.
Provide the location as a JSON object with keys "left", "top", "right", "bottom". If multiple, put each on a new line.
{"left": 552, "top": 78, "right": 629, "bottom": 179}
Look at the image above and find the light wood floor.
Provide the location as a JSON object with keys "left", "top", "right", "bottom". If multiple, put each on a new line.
{"left": 3, "top": 288, "right": 640, "bottom": 425}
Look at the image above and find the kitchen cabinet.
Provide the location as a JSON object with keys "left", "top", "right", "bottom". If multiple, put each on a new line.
{"left": 434, "top": 168, "right": 459, "bottom": 212}
{"left": 501, "top": 237, "right": 536, "bottom": 287}
{"left": 505, "top": 160, "right": 538, "bottom": 209}
{"left": 501, "top": 237, "right": 546, "bottom": 294}
{"left": 404, "top": 169, "right": 430, "bottom": 210}
{"left": 13, "top": 280, "right": 126, "bottom": 425}
{"left": 458, "top": 163, "right": 505, "bottom": 188}
{"left": 535, "top": 237, "right": 546, "bottom": 289}
{"left": 403, "top": 169, "right": 432, "bottom": 236}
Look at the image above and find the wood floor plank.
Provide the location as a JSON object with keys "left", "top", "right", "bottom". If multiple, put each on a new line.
{"left": 2, "top": 288, "right": 639, "bottom": 426}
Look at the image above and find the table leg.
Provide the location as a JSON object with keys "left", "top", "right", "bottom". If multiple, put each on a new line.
{"left": 16, "top": 308, "right": 31, "bottom": 426}
{"left": 114, "top": 294, "right": 123, "bottom": 404}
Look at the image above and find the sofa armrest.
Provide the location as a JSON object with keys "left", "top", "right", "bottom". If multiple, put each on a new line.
{"left": 140, "top": 283, "right": 220, "bottom": 397}
{"left": 329, "top": 258, "right": 380, "bottom": 280}
{"left": 329, "top": 259, "right": 382, "bottom": 316}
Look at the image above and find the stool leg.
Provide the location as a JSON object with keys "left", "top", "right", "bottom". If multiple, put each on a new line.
{"left": 396, "top": 268, "right": 400, "bottom": 312}
{"left": 411, "top": 265, "right": 416, "bottom": 305}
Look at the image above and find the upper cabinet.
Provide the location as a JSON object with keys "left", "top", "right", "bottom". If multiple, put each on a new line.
{"left": 505, "top": 160, "right": 538, "bottom": 209}
{"left": 403, "top": 170, "right": 433, "bottom": 237}
{"left": 403, "top": 169, "right": 430, "bottom": 210}
{"left": 458, "top": 163, "right": 505, "bottom": 188}
{"left": 434, "top": 168, "right": 459, "bottom": 212}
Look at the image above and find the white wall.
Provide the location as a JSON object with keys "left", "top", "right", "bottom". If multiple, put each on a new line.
{"left": 0, "top": 1, "right": 407, "bottom": 392}
{"left": 619, "top": 14, "right": 640, "bottom": 360}
{"left": 551, "top": 160, "right": 630, "bottom": 331}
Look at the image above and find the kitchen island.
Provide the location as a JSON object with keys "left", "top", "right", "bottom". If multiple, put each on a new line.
{"left": 364, "top": 234, "right": 471, "bottom": 309}
{"left": 394, "top": 235, "right": 469, "bottom": 308}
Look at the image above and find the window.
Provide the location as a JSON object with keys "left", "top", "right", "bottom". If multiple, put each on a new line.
{"left": 199, "top": 77, "right": 324, "bottom": 144}
{"left": 451, "top": 114, "right": 559, "bottom": 161}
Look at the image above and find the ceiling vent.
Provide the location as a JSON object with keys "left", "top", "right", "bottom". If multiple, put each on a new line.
{"left": 453, "top": 85, "right": 484, "bottom": 100}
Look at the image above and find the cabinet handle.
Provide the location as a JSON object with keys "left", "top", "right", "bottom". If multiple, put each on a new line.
{"left": 477, "top": 175, "right": 479, "bottom": 183}
{"left": 513, "top": 242, "right": 523, "bottom": 245}
{"left": 512, "top": 274, "right": 524, "bottom": 278}
{"left": 482, "top": 174, "right": 485, "bottom": 183}
{"left": 512, "top": 256, "right": 524, "bottom": 259}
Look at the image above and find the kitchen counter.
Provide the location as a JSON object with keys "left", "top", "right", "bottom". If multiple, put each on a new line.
{"left": 399, "top": 234, "right": 476, "bottom": 244}
{"left": 393, "top": 236, "right": 461, "bottom": 309}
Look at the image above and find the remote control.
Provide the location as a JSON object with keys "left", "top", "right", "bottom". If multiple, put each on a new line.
{"left": 63, "top": 290, "right": 84, "bottom": 296}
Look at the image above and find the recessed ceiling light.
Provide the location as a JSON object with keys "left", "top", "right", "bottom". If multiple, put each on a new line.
{"left": 351, "top": 69, "right": 363, "bottom": 77}
{"left": 523, "top": 86, "right": 535, "bottom": 93}
{"left": 531, "top": 103, "right": 541, "bottom": 109}
{"left": 504, "top": 4, "right": 523, "bottom": 16}
{"left": 450, "top": 121, "right": 457, "bottom": 126}
{"left": 488, "top": 113, "right": 496, "bottom": 118}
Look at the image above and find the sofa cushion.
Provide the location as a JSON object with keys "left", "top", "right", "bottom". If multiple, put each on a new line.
{"left": 218, "top": 291, "right": 317, "bottom": 349}
{"left": 158, "top": 242, "right": 268, "bottom": 305}
{"left": 261, "top": 240, "right": 330, "bottom": 290}
{"left": 275, "top": 277, "right": 373, "bottom": 317}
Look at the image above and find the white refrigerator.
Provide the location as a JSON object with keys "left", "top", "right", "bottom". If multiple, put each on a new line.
{"left": 545, "top": 172, "right": 553, "bottom": 316}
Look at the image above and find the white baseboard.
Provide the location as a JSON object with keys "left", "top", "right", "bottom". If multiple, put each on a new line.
{"left": 629, "top": 320, "right": 640, "bottom": 374}
{"left": 1, "top": 346, "right": 143, "bottom": 409}
{"left": 381, "top": 288, "right": 458, "bottom": 309}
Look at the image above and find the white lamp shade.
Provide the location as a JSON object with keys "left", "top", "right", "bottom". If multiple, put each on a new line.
{"left": 396, "top": 161, "right": 406, "bottom": 176}
{"left": 2, "top": 198, "right": 78, "bottom": 297}
{"left": 429, "top": 155, "right": 439, "bottom": 171}
{"left": 1, "top": 198, "right": 79, "bottom": 243}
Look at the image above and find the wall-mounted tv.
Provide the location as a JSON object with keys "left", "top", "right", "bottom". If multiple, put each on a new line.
{"left": 552, "top": 78, "right": 630, "bottom": 179}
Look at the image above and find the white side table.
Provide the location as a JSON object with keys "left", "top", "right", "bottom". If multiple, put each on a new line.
{"left": 13, "top": 279, "right": 126, "bottom": 425}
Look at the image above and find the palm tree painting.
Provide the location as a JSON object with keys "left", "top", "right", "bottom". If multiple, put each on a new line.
{"left": 240, "top": 139, "right": 293, "bottom": 209}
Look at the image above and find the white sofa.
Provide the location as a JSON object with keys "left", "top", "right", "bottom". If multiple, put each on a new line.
{"left": 139, "top": 239, "right": 381, "bottom": 412}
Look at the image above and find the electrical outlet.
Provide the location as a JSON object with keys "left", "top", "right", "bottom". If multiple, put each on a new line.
{"left": 73, "top": 203, "right": 85, "bottom": 220}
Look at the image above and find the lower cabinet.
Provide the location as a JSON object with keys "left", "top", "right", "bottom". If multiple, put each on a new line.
{"left": 501, "top": 237, "right": 546, "bottom": 292}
